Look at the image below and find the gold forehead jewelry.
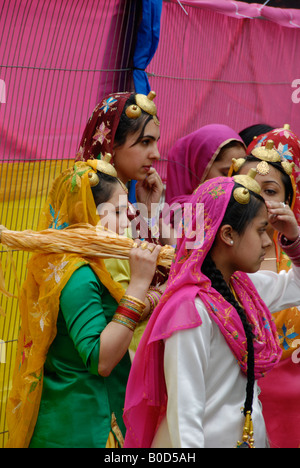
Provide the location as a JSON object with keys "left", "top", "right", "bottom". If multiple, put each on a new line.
{"left": 87, "top": 153, "right": 117, "bottom": 178}
{"left": 87, "top": 154, "right": 128, "bottom": 193}
{"left": 252, "top": 140, "right": 281, "bottom": 163}
{"left": 125, "top": 91, "right": 160, "bottom": 125}
{"left": 252, "top": 139, "right": 295, "bottom": 176}
{"left": 231, "top": 158, "right": 247, "bottom": 173}
{"left": 256, "top": 160, "right": 270, "bottom": 176}
{"left": 233, "top": 168, "right": 261, "bottom": 204}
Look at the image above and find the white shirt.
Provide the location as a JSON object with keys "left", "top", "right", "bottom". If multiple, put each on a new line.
{"left": 151, "top": 266, "right": 300, "bottom": 448}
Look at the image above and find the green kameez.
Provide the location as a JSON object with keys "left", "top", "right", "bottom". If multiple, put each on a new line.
{"left": 29, "top": 265, "right": 130, "bottom": 448}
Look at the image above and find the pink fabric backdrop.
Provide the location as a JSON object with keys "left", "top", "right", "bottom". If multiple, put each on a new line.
{"left": 0, "top": 0, "right": 134, "bottom": 162}
{"left": 1, "top": 0, "right": 300, "bottom": 177}
{"left": 150, "top": 0, "right": 300, "bottom": 181}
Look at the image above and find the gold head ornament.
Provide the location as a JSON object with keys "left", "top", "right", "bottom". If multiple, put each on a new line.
{"left": 252, "top": 140, "right": 281, "bottom": 163}
{"left": 125, "top": 91, "right": 160, "bottom": 125}
{"left": 231, "top": 158, "right": 246, "bottom": 173}
{"left": 233, "top": 168, "right": 261, "bottom": 204}
{"left": 87, "top": 153, "right": 117, "bottom": 178}
{"left": 86, "top": 154, "right": 128, "bottom": 193}
{"left": 252, "top": 139, "right": 295, "bottom": 176}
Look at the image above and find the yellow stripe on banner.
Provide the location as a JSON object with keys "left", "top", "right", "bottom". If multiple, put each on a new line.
{"left": 0, "top": 159, "right": 72, "bottom": 447}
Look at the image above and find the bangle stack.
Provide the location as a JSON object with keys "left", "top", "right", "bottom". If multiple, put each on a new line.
{"left": 146, "top": 286, "right": 164, "bottom": 314}
{"left": 112, "top": 295, "right": 146, "bottom": 331}
{"left": 279, "top": 230, "right": 300, "bottom": 266}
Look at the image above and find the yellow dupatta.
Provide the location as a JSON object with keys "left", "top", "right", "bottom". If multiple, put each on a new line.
{"left": 5, "top": 162, "right": 125, "bottom": 448}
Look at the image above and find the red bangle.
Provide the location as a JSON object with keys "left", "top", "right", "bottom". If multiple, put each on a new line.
{"left": 116, "top": 305, "right": 142, "bottom": 324}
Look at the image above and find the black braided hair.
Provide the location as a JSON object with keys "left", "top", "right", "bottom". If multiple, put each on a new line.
{"left": 200, "top": 183, "right": 264, "bottom": 415}
{"left": 202, "top": 255, "right": 255, "bottom": 416}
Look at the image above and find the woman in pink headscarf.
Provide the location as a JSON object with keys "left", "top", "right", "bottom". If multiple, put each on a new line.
{"left": 123, "top": 174, "right": 300, "bottom": 448}
{"left": 165, "top": 124, "right": 246, "bottom": 207}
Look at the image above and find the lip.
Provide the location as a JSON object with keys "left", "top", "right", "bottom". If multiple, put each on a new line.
{"left": 143, "top": 166, "right": 152, "bottom": 173}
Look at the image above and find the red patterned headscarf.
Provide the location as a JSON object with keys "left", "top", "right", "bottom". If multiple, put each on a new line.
{"left": 247, "top": 125, "right": 300, "bottom": 223}
{"left": 75, "top": 92, "right": 133, "bottom": 162}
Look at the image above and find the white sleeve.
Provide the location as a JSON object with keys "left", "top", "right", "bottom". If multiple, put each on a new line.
{"left": 163, "top": 300, "right": 212, "bottom": 448}
{"left": 248, "top": 264, "right": 300, "bottom": 313}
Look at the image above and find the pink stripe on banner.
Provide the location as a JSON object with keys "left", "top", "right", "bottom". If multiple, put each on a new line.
{"left": 0, "top": 0, "right": 132, "bottom": 162}
{"left": 149, "top": 1, "right": 300, "bottom": 182}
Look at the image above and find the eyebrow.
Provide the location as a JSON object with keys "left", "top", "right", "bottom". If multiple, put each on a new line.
{"left": 261, "top": 180, "right": 281, "bottom": 187}
{"left": 129, "top": 133, "right": 159, "bottom": 148}
{"left": 259, "top": 220, "right": 269, "bottom": 227}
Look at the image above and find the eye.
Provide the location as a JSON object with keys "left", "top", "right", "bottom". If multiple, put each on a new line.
{"left": 264, "top": 189, "right": 277, "bottom": 196}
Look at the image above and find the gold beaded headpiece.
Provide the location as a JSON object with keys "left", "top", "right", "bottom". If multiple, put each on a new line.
{"left": 86, "top": 153, "right": 128, "bottom": 193}
{"left": 125, "top": 91, "right": 160, "bottom": 126}
{"left": 233, "top": 168, "right": 261, "bottom": 204}
{"left": 230, "top": 139, "right": 295, "bottom": 177}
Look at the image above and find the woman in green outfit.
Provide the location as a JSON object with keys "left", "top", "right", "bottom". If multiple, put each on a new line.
{"left": 6, "top": 156, "right": 160, "bottom": 448}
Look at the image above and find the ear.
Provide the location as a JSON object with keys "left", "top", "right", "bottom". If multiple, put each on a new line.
{"left": 218, "top": 224, "right": 235, "bottom": 247}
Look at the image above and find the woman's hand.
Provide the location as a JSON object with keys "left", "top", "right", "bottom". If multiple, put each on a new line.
{"left": 135, "top": 168, "right": 164, "bottom": 216}
{"left": 127, "top": 240, "right": 161, "bottom": 300}
{"left": 266, "top": 201, "right": 299, "bottom": 242}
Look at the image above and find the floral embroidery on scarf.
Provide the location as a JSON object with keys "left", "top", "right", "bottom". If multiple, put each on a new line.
{"left": 48, "top": 205, "right": 69, "bottom": 230}
{"left": 255, "top": 135, "right": 267, "bottom": 147}
{"left": 28, "top": 370, "right": 43, "bottom": 396}
{"left": 93, "top": 121, "right": 111, "bottom": 146}
{"left": 45, "top": 260, "right": 69, "bottom": 284}
{"left": 31, "top": 301, "right": 49, "bottom": 332}
{"left": 21, "top": 338, "right": 33, "bottom": 366}
{"left": 63, "top": 163, "right": 90, "bottom": 192}
{"left": 208, "top": 185, "right": 225, "bottom": 199}
{"left": 100, "top": 97, "right": 118, "bottom": 113}
{"left": 276, "top": 142, "right": 294, "bottom": 161}
{"left": 272, "top": 129, "right": 293, "bottom": 139}
{"left": 76, "top": 145, "right": 85, "bottom": 161}
{"left": 278, "top": 323, "right": 298, "bottom": 351}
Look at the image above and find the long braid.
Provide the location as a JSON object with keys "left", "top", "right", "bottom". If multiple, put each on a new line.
{"left": 202, "top": 255, "right": 255, "bottom": 416}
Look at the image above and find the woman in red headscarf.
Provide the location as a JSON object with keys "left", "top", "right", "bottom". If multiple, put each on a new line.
{"left": 244, "top": 125, "right": 300, "bottom": 448}
{"left": 75, "top": 91, "right": 167, "bottom": 353}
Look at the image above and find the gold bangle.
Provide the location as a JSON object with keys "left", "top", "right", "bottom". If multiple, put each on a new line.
{"left": 112, "top": 313, "right": 137, "bottom": 331}
{"left": 121, "top": 295, "right": 146, "bottom": 310}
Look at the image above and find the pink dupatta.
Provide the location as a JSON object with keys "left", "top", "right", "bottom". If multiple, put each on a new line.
{"left": 124, "top": 177, "right": 281, "bottom": 448}
{"left": 165, "top": 124, "right": 245, "bottom": 207}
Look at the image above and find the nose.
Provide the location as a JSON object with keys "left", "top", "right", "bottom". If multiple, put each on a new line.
{"left": 121, "top": 212, "right": 130, "bottom": 231}
{"left": 262, "top": 232, "right": 272, "bottom": 249}
{"left": 149, "top": 142, "right": 160, "bottom": 161}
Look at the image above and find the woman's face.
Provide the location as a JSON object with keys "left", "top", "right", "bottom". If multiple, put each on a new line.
{"left": 238, "top": 162, "right": 287, "bottom": 204}
{"left": 205, "top": 143, "right": 246, "bottom": 180}
{"left": 113, "top": 119, "right": 160, "bottom": 184}
{"left": 230, "top": 204, "right": 272, "bottom": 274}
{"left": 96, "top": 183, "right": 129, "bottom": 236}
